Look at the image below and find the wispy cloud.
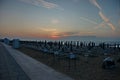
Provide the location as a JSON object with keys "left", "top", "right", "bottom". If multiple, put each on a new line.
{"left": 107, "top": 23, "right": 116, "bottom": 31}
{"left": 58, "top": 31, "right": 94, "bottom": 37}
{"left": 89, "top": 0, "right": 102, "bottom": 10}
{"left": 62, "top": 31, "right": 80, "bottom": 37}
{"left": 89, "top": 0, "right": 116, "bottom": 31}
{"left": 99, "top": 11, "right": 109, "bottom": 22}
{"left": 99, "top": 11, "right": 115, "bottom": 31}
{"left": 40, "top": 28, "right": 57, "bottom": 32}
{"left": 51, "top": 19, "right": 60, "bottom": 24}
{"left": 49, "top": 31, "right": 80, "bottom": 38}
{"left": 94, "top": 21, "right": 106, "bottom": 29}
{"left": 80, "top": 17, "right": 98, "bottom": 25}
{"left": 38, "top": 27, "right": 95, "bottom": 38}
{"left": 19, "top": 0, "right": 63, "bottom": 10}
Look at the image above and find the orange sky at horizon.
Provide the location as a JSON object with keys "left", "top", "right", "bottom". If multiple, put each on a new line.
{"left": 0, "top": 0, "right": 120, "bottom": 40}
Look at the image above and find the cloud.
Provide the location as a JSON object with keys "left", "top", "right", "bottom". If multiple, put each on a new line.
{"left": 19, "top": 0, "right": 63, "bottom": 10}
{"left": 99, "top": 11, "right": 115, "bottom": 31}
{"left": 39, "top": 28, "right": 95, "bottom": 38}
{"left": 89, "top": 0, "right": 102, "bottom": 10}
{"left": 99, "top": 11, "right": 109, "bottom": 22}
{"left": 59, "top": 31, "right": 94, "bottom": 37}
{"left": 49, "top": 31, "right": 80, "bottom": 38}
{"left": 51, "top": 19, "right": 59, "bottom": 24}
{"left": 40, "top": 28, "right": 57, "bottom": 32}
{"left": 107, "top": 23, "right": 116, "bottom": 31}
{"left": 89, "top": 0, "right": 116, "bottom": 31}
{"left": 94, "top": 21, "right": 106, "bottom": 29}
{"left": 62, "top": 31, "right": 80, "bottom": 36}
{"left": 80, "top": 17, "right": 98, "bottom": 25}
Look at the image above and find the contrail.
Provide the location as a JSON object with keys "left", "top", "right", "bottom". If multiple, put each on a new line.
{"left": 19, "top": 0, "right": 63, "bottom": 10}
{"left": 89, "top": 0, "right": 116, "bottom": 31}
{"left": 80, "top": 17, "right": 98, "bottom": 25}
{"left": 99, "top": 11, "right": 115, "bottom": 31}
{"left": 89, "top": 0, "right": 102, "bottom": 10}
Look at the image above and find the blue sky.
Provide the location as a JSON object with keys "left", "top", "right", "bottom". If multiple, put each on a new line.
{"left": 0, "top": 0, "right": 120, "bottom": 39}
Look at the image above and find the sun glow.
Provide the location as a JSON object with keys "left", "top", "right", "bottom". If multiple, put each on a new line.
{"left": 51, "top": 35, "right": 60, "bottom": 39}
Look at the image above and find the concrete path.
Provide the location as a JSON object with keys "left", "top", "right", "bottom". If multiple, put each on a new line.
{"left": 0, "top": 43, "right": 30, "bottom": 80}
{"left": 1, "top": 43, "right": 73, "bottom": 80}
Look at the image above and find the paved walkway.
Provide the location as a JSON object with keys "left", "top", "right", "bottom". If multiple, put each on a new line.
{"left": 0, "top": 43, "right": 30, "bottom": 80}
{"left": 0, "top": 43, "right": 73, "bottom": 80}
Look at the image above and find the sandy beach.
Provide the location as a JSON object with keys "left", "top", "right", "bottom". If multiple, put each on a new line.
{"left": 17, "top": 46, "right": 120, "bottom": 80}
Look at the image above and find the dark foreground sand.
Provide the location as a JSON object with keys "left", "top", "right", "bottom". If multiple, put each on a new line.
{"left": 18, "top": 47, "right": 120, "bottom": 80}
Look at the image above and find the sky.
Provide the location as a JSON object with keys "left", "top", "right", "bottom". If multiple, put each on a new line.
{"left": 0, "top": 0, "right": 120, "bottom": 40}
